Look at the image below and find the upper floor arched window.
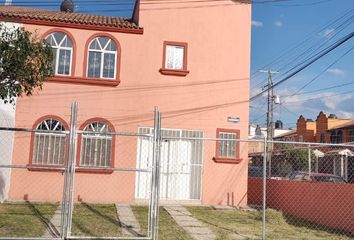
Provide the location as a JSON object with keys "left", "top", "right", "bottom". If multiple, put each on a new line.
{"left": 87, "top": 37, "right": 117, "bottom": 79}
{"left": 45, "top": 32, "right": 73, "bottom": 76}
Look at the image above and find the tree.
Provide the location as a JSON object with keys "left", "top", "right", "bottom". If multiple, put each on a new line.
{"left": 0, "top": 24, "right": 53, "bottom": 104}
{"left": 285, "top": 148, "right": 316, "bottom": 172}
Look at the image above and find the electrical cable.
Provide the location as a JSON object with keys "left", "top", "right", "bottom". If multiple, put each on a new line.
{"left": 250, "top": 31, "right": 354, "bottom": 101}
{"left": 251, "top": 7, "right": 354, "bottom": 90}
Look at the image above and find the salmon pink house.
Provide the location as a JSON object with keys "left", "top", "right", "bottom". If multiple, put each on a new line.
{"left": 0, "top": 0, "right": 251, "bottom": 206}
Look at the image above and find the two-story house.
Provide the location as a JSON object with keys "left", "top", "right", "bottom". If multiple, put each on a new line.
{"left": 0, "top": 0, "right": 251, "bottom": 206}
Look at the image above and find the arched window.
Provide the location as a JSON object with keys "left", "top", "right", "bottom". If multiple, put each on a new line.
{"left": 87, "top": 37, "right": 117, "bottom": 79}
{"left": 45, "top": 32, "right": 73, "bottom": 76}
{"left": 349, "top": 129, "right": 354, "bottom": 143}
{"left": 320, "top": 132, "right": 325, "bottom": 143}
{"left": 32, "top": 118, "right": 67, "bottom": 165}
{"left": 330, "top": 131, "right": 336, "bottom": 143}
{"left": 80, "top": 121, "right": 113, "bottom": 168}
{"left": 337, "top": 130, "right": 343, "bottom": 143}
{"left": 330, "top": 130, "right": 343, "bottom": 144}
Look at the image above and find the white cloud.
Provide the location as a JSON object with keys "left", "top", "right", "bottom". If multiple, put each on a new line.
{"left": 336, "top": 111, "right": 354, "bottom": 119}
{"left": 320, "top": 28, "right": 335, "bottom": 38}
{"left": 326, "top": 68, "right": 345, "bottom": 77}
{"left": 251, "top": 20, "right": 263, "bottom": 27}
{"left": 274, "top": 21, "right": 283, "bottom": 27}
{"left": 321, "top": 92, "right": 352, "bottom": 110}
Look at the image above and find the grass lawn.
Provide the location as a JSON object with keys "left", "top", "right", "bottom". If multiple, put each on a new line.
{"left": 187, "top": 206, "right": 352, "bottom": 240}
{"left": 0, "top": 201, "right": 58, "bottom": 237}
{"left": 0, "top": 202, "right": 351, "bottom": 240}
{"left": 71, "top": 203, "right": 122, "bottom": 237}
{"left": 132, "top": 206, "right": 193, "bottom": 240}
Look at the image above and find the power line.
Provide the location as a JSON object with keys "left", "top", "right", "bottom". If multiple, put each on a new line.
{"left": 283, "top": 89, "right": 354, "bottom": 104}
{"left": 251, "top": 7, "right": 354, "bottom": 89}
{"left": 250, "top": 31, "right": 354, "bottom": 101}
{"left": 285, "top": 44, "right": 354, "bottom": 98}
{"left": 282, "top": 81, "right": 354, "bottom": 98}
{"left": 266, "top": 0, "right": 335, "bottom": 7}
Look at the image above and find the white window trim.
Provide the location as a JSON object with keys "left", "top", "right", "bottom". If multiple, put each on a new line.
{"left": 87, "top": 38, "right": 117, "bottom": 80}
{"left": 165, "top": 45, "right": 185, "bottom": 70}
{"left": 46, "top": 33, "right": 73, "bottom": 76}
{"left": 218, "top": 131, "right": 238, "bottom": 159}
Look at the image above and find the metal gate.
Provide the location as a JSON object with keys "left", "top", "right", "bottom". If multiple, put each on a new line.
{"left": 0, "top": 103, "right": 162, "bottom": 240}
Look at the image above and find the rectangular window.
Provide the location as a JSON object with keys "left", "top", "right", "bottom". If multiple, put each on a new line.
{"left": 32, "top": 133, "right": 66, "bottom": 165}
{"left": 214, "top": 129, "right": 241, "bottom": 163}
{"left": 160, "top": 41, "right": 189, "bottom": 76}
{"left": 165, "top": 45, "right": 184, "bottom": 70}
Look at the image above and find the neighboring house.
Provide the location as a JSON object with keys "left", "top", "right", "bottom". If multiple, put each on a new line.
{"left": 0, "top": 0, "right": 252, "bottom": 206}
{"left": 248, "top": 123, "right": 294, "bottom": 154}
{"left": 272, "top": 112, "right": 354, "bottom": 182}
{"left": 274, "top": 112, "right": 354, "bottom": 144}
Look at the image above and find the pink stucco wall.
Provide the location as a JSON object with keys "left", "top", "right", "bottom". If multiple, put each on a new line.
{"left": 9, "top": 1, "right": 251, "bottom": 205}
{"left": 248, "top": 178, "right": 354, "bottom": 234}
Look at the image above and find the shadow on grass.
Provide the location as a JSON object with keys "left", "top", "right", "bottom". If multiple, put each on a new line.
{"left": 80, "top": 202, "right": 143, "bottom": 237}
{"left": 283, "top": 213, "right": 354, "bottom": 239}
{"left": 25, "top": 201, "right": 60, "bottom": 238}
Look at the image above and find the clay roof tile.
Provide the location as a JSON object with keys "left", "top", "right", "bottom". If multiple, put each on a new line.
{"left": 0, "top": 6, "right": 141, "bottom": 30}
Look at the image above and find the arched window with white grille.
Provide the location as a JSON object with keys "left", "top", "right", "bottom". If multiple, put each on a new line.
{"left": 80, "top": 121, "right": 113, "bottom": 168}
{"left": 45, "top": 32, "right": 73, "bottom": 76}
{"left": 87, "top": 37, "right": 117, "bottom": 79}
{"left": 32, "top": 118, "right": 67, "bottom": 165}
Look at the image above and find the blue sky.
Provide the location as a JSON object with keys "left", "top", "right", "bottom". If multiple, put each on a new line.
{"left": 251, "top": 0, "right": 354, "bottom": 128}
{"left": 1, "top": 0, "right": 354, "bottom": 128}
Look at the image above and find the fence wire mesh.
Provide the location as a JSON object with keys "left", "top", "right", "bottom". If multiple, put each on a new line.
{"left": 0, "top": 128, "right": 66, "bottom": 239}
{"left": 0, "top": 105, "right": 160, "bottom": 240}
{"left": 248, "top": 140, "right": 354, "bottom": 240}
{"left": 0, "top": 106, "right": 354, "bottom": 240}
{"left": 69, "top": 133, "right": 153, "bottom": 239}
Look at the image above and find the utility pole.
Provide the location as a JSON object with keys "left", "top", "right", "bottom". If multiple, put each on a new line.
{"left": 260, "top": 69, "right": 279, "bottom": 177}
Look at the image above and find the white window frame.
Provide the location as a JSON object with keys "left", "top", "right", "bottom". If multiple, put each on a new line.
{"left": 87, "top": 37, "right": 117, "bottom": 80}
{"left": 45, "top": 32, "right": 73, "bottom": 76}
{"left": 165, "top": 45, "right": 185, "bottom": 70}
{"left": 217, "top": 131, "right": 239, "bottom": 159}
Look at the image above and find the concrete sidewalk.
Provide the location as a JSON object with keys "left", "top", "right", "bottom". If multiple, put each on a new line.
{"left": 42, "top": 205, "right": 62, "bottom": 238}
{"left": 115, "top": 203, "right": 141, "bottom": 237}
{"left": 164, "top": 205, "right": 216, "bottom": 240}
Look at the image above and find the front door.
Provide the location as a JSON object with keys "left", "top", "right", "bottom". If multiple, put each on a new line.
{"left": 135, "top": 128, "right": 203, "bottom": 200}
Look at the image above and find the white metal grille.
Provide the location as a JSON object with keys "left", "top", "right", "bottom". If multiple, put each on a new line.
{"left": 80, "top": 122, "right": 112, "bottom": 168}
{"left": 218, "top": 132, "right": 237, "bottom": 158}
{"left": 135, "top": 127, "right": 203, "bottom": 200}
{"left": 32, "top": 119, "right": 66, "bottom": 165}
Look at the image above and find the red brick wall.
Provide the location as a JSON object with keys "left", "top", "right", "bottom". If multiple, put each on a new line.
{"left": 248, "top": 178, "right": 354, "bottom": 234}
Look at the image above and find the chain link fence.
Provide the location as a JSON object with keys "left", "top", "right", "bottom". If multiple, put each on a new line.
{"left": 0, "top": 103, "right": 161, "bottom": 240}
{"left": 0, "top": 102, "right": 353, "bottom": 240}
{"left": 248, "top": 139, "right": 354, "bottom": 240}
